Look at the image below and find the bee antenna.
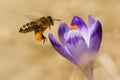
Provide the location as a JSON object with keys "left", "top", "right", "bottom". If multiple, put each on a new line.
{"left": 53, "top": 19, "right": 61, "bottom": 21}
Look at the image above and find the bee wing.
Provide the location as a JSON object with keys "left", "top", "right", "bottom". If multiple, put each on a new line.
{"left": 25, "top": 15, "right": 39, "bottom": 20}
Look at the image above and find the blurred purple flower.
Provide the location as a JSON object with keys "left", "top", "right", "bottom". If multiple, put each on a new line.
{"left": 49, "top": 16, "right": 102, "bottom": 67}
{"left": 49, "top": 16, "right": 102, "bottom": 80}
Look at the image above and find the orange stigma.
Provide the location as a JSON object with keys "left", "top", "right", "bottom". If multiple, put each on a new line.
{"left": 35, "top": 33, "right": 42, "bottom": 41}
{"left": 70, "top": 25, "right": 77, "bottom": 30}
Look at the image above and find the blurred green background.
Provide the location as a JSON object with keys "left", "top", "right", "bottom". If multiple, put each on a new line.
{"left": 0, "top": 0, "right": 120, "bottom": 80}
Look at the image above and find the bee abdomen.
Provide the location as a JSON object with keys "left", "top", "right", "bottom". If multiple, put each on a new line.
{"left": 19, "top": 27, "right": 32, "bottom": 33}
{"left": 19, "top": 22, "right": 37, "bottom": 33}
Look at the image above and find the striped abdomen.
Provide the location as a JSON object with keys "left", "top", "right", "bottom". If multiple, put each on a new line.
{"left": 19, "top": 21, "right": 39, "bottom": 33}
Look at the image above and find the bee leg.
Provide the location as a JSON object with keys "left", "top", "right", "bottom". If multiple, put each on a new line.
{"left": 42, "top": 34, "right": 47, "bottom": 43}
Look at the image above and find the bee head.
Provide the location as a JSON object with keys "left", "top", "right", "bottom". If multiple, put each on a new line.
{"left": 47, "top": 16, "right": 54, "bottom": 25}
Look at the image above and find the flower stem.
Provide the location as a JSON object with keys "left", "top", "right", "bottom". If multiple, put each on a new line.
{"left": 83, "top": 61, "right": 94, "bottom": 80}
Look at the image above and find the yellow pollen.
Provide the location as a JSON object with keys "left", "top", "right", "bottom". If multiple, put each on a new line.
{"left": 35, "top": 33, "right": 42, "bottom": 41}
{"left": 70, "top": 25, "right": 77, "bottom": 30}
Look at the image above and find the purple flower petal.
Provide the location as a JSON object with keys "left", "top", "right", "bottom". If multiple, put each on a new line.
{"left": 64, "top": 31, "right": 88, "bottom": 63}
{"left": 71, "top": 16, "right": 87, "bottom": 30}
{"left": 88, "top": 15, "right": 95, "bottom": 28}
{"left": 48, "top": 33, "right": 79, "bottom": 65}
{"left": 89, "top": 20, "right": 102, "bottom": 52}
{"left": 58, "top": 23, "right": 70, "bottom": 45}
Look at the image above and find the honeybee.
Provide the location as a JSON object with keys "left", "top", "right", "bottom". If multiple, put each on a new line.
{"left": 19, "top": 16, "right": 61, "bottom": 42}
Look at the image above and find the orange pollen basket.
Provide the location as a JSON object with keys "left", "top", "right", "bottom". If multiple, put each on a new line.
{"left": 70, "top": 25, "right": 77, "bottom": 30}
{"left": 35, "top": 33, "right": 42, "bottom": 41}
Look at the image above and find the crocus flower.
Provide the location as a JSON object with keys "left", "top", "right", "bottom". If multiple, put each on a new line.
{"left": 48, "top": 15, "right": 102, "bottom": 80}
